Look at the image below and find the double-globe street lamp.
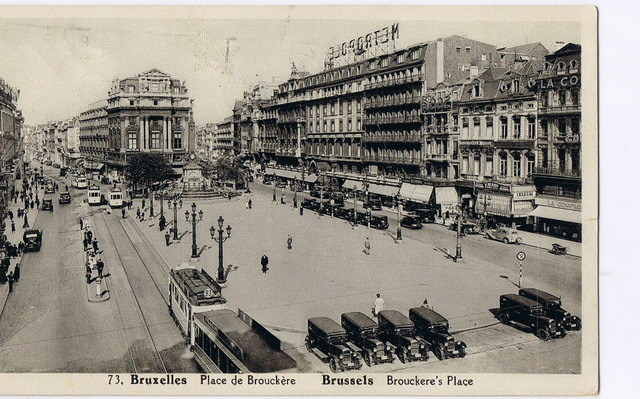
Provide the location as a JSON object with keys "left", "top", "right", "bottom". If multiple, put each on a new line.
{"left": 185, "top": 202, "right": 204, "bottom": 259}
{"left": 209, "top": 216, "right": 232, "bottom": 285}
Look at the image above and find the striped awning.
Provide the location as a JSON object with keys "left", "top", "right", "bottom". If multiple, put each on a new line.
{"left": 435, "top": 187, "right": 459, "bottom": 204}
{"left": 368, "top": 183, "right": 399, "bottom": 197}
{"left": 400, "top": 183, "right": 433, "bottom": 203}
{"left": 529, "top": 205, "right": 581, "bottom": 224}
{"left": 342, "top": 179, "right": 361, "bottom": 189}
{"left": 304, "top": 174, "right": 318, "bottom": 183}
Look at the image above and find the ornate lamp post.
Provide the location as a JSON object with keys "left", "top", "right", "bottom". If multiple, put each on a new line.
{"left": 352, "top": 184, "right": 358, "bottom": 226}
{"left": 395, "top": 194, "right": 402, "bottom": 241}
{"left": 149, "top": 189, "right": 154, "bottom": 217}
{"left": 293, "top": 175, "right": 298, "bottom": 208}
{"left": 185, "top": 202, "right": 204, "bottom": 259}
{"left": 168, "top": 195, "right": 182, "bottom": 240}
{"left": 23, "top": 208, "right": 29, "bottom": 228}
{"left": 455, "top": 200, "right": 463, "bottom": 260}
{"left": 272, "top": 172, "right": 277, "bottom": 202}
{"left": 210, "top": 216, "right": 232, "bottom": 285}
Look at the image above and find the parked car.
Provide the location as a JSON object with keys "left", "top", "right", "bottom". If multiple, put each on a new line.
{"left": 450, "top": 220, "right": 482, "bottom": 235}
{"left": 364, "top": 198, "right": 383, "bottom": 211}
{"left": 518, "top": 288, "right": 581, "bottom": 331}
{"left": 341, "top": 312, "right": 395, "bottom": 366}
{"left": 400, "top": 216, "right": 423, "bottom": 229}
{"left": 411, "top": 208, "right": 437, "bottom": 223}
{"left": 275, "top": 180, "right": 287, "bottom": 188}
{"left": 485, "top": 227, "right": 522, "bottom": 244}
{"left": 497, "top": 294, "right": 565, "bottom": 341}
{"left": 310, "top": 189, "right": 332, "bottom": 199}
{"left": 301, "top": 198, "right": 321, "bottom": 212}
{"left": 377, "top": 310, "right": 430, "bottom": 363}
{"left": 369, "top": 215, "right": 389, "bottom": 230}
{"left": 305, "top": 317, "right": 363, "bottom": 372}
{"left": 59, "top": 192, "right": 71, "bottom": 204}
{"left": 331, "top": 192, "right": 346, "bottom": 202}
{"left": 409, "top": 307, "right": 467, "bottom": 360}
{"left": 23, "top": 229, "right": 43, "bottom": 252}
{"left": 334, "top": 206, "right": 353, "bottom": 220}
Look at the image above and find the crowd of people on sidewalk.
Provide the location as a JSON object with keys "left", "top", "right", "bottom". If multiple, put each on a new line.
{"left": 81, "top": 219, "right": 105, "bottom": 286}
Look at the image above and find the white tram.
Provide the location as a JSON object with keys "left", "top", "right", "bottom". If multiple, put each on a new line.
{"left": 168, "top": 265, "right": 227, "bottom": 341}
{"left": 87, "top": 184, "right": 102, "bottom": 205}
{"left": 73, "top": 176, "right": 88, "bottom": 189}
{"left": 108, "top": 187, "right": 124, "bottom": 208}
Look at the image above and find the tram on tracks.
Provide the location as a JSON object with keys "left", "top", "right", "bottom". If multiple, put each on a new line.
{"left": 87, "top": 184, "right": 102, "bottom": 206}
{"left": 108, "top": 187, "right": 124, "bottom": 208}
{"left": 72, "top": 175, "right": 88, "bottom": 189}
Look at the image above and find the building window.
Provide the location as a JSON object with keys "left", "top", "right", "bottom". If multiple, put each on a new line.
{"left": 559, "top": 90, "right": 567, "bottom": 106}
{"left": 153, "top": 100, "right": 158, "bottom": 106}
{"left": 541, "top": 92, "right": 549, "bottom": 107}
{"left": 150, "top": 130, "right": 161, "bottom": 149}
{"left": 499, "top": 153, "right": 508, "bottom": 176}
{"left": 465, "top": 46, "right": 471, "bottom": 53}
{"left": 316, "top": 123, "right": 320, "bottom": 132}
{"left": 456, "top": 46, "right": 461, "bottom": 53}
{"left": 331, "top": 104, "right": 335, "bottom": 115}
{"left": 570, "top": 88, "right": 580, "bottom": 105}
{"left": 369, "top": 61, "right": 377, "bottom": 70}
{"left": 558, "top": 119, "right": 567, "bottom": 135}
{"left": 357, "top": 119, "right": 361, "bottom": 131}
{"left": 128, "top": 132, "right": 137, "bottom": 149}
{"left": 129, "top": 100, "right": 135, "bottom": 106}
{"left": 527, "top": 154, "right": 535, "bottom": 177}
{"left": 323, "top": 121, "right": 327, "bottom": 132}
{"left": 473, "top": 118, "right": 481, "bottom": 137}
{"left": 128, "top": 85, "right": 135, "bottom": 93}
{"left": 173, "top": 131, "right": 182, "bottom": 149}
{"left": 485, "top": 117, "right": 493, "bottom": 137}
{"left": 331, "top": 120, "right": 335, "bottom": 132}
{"left": 348, "top": 120, "right": 352, "bottom": 131}
{"left": 339, "top": 120, "right": 343, "bottom": 131}
{"left": 411, "top": 50, "right": 419, "bottom": 60}
{"left": 500, "top": 118, "right": 508, "bottom": 139}
{"left": 398, "top": 53, "right": 405, "bottom": 63}
{"left": 513, "top": 117, "right": 521, "bottom": 139}
{"left": 381, "top": 58, "right": 389, "bottom": 67}
{"left": 513, "top": 153, "right": 521, "bottom": 177}
{"left": 357, "top": 101, "right": 361, "bottom": 111}
{"left": 528, "top": 118, "right": 536, "bottom": 139}
{"left": 481, "top": 53, "right": 487, "bottom": 61}
{"left": 571, "top": 118, "right": 580, "bottom": 134}
{"left": 323, "top": 105, "right": 327, "bottom": 116}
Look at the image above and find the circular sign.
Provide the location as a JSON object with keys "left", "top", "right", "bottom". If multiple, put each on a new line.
{"left": 203, "top": 288, "right": 214, "bottom": 298}
{"left": 24, "top": 208, "right": 29, "bottom": 215}
{"left": 516, "top": 251, "right": 526, "bottom": 261}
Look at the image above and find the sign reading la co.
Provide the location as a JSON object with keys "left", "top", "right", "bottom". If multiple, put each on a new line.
{"left": 538, "top": 75, "right": 580, "bottom": 89}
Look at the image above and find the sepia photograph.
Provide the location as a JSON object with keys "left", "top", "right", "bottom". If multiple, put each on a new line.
{"left": 0, "top": 5, "right": 598, "bottom": 396}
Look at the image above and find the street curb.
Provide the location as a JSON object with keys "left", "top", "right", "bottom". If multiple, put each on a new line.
{"left": 86, "top": 276, "right": 110, "bottom": 302}
{"left": 520, "top": 242, "right": 581, "bottom": 259}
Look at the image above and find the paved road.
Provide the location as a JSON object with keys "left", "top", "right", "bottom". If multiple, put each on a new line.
{"left": 130, "top": 179, "right": 582, "bottom": 374}
{"left": 0, "top": 167, "right": 198, "bottom": 372}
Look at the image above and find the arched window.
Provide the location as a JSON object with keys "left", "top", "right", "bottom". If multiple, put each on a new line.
{"left": 557, "top": 61, "right": 566, "bottom": 74}
{"left": 512, "top": 152, "right": 522, "bottom": 177}
{"left": 499, "top": 152, "right": 508, "bottom": 176}
{"left": 569, "top": 60, "right": 579, "bottom": 72}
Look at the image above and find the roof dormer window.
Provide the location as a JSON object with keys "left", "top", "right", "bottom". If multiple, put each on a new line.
{"left": 569, "top": 60, "right": 579, "bottom": 72}
{"left": 381, "top": 58, "right": 389, "bottom": 67}
{"left": 557, "top": 61, "right": 566, "bottom": 75}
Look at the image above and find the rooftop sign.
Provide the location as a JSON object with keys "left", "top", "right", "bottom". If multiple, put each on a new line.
{"left": 326, "top": 23, "right": 400, "bottom": 68}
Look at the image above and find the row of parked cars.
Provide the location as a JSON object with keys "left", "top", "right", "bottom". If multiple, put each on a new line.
{"left": 301, "top": 198, "right": 390, "bottom": 230}
{"left": 306, "top": 307, "right": 466, "bottom": 372}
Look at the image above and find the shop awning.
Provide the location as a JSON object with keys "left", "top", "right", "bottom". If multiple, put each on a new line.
{"left": 85, "top": 162, "right": 105, "bottom": 171}
{"left": 529, "top": 205, "right": 582, "bottom": 224}
{"left": 435, "top": 187, "right": 459, "bottom": 204}
{"left": 368, "top": 183, "right": 399, "bottom": 197}
{"left": 304, "top": 174, "right": 318, "bottom": 183}
{"left": 399, "top": 183, "right": 433, "bottom": 203}
{"left": 342, "top": 179, "right": 361, "bottom": 189}
{"left": 172, "top": 167, "right": 183, "bottom": 175}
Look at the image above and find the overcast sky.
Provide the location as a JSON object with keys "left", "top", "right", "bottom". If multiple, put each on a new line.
{"left": 0, "top": 16, "right": 580, "bottom": 125}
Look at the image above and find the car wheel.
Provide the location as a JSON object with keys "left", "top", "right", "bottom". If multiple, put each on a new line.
{"left": 398, "top": 350, "right": 406, "bottom": 364}
{"left": 515, "top": 237, "right": 523, "bottom": 245}
{"left": 537, "top": 328, "right": 550, "bottom": 341}
{"left": 363, "top": 351, "right": 371, "bottom": 367}
{"left": 304, "top": 336, "right": 312, "bottom": 352}
{"left": 560, "top": 329, "right": 567, "bottom": 338}
{"left": 574, "top": 320, "right": 582, "bottom": 331}
{"left": 329, "top": 358, "right": 339, "bottom": 373}
{"left": 435, "top": 345, "right": 445, "bottom": 361}
{"left": 503, "top": 237, "right": 510, "bottom": 244}
{"left": 463, "top": 227, "right": 469, "bottom": 235}
{"left": 459, "top": 347, "right": 466, "bottom": 358}
{"left": 499, "top": 313, "right": 510, "bottom": 324}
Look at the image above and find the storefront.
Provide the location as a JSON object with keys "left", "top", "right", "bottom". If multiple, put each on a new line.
{"left": 435, "top": 186, "right": 459, "bottom": 215}
{"left": 529, "top": 195, "right": 581, "bottom": 242}
{"left": 475, "top": 183, "right": 536, "bottom": 226}
{"left": 399, "top": 182, "right": 433, "bottom": 208}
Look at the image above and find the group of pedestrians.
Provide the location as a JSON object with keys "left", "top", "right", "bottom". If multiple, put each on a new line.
{"left": 81, "top": 221, "right": 105, "bottom": 284}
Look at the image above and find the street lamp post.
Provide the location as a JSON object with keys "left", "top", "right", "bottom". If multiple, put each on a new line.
{"left": 396, "top": 195, "right": 402, "bottom": 241}
{"left": 168, "top": 196, "right": 182, "bottom": 240}
{"left": 352, "top": 184, "right": 358, "bottom": 226}
{"left": 210, "top": 216, "right": 232, "bottom": 285}
{"left": 455, "top": 201, "right": 463, "bottom": 260}
{"left": 23, "top": 208, "right": 29, "bottom": 228}
{"left": 272, "top": 172, "right": 277, "bottom": 202}
{"left": 149, "top": 190, "right": 154, "bottom": 217}
{"left": 185, "top": 202, "right": 204, "bottom": 259}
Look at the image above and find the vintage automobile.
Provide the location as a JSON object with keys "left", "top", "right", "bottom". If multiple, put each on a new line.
{"left": 23, "top": 229, "right": 43, "bottom": 252}
{"left": 369, "top": 215, "right": 389, "bottom": 230}
{"left": 44, "top": 185, "right": 55, "bottom": 194}
{"left": 377, "top": 310, "right": 430, "bottom": 363}
{"left": 411, "top": 208, "right": 437, "bottom": 224}
{"left": 341, "top": 312, "right": 394, "bottom": 366}
{"left": 400, "top": 216, "right": 423, "bottom": 229}
{"left": 58, "top": 192, "right": 71, "bottom": 204}
{"left": 59, "top": 167, "right": 68, "bottom": 177}
{"left": 518, "top": 288, "right": 582, "bottom": 331}
{"left": 275, "top": 180, "right": 288, "bottom": 188}
{"left": 331, "top": 192, "right": 346, "bottom": 203}
{"left": 450, "top": 220, "right": 482, "bottom": 235}
{"left": 305, "top": 317, "right": 363, "bottom": 372}
{"left": 485, "top": 227, "right": 522, "bottom": 244}
{"left": 41, "top": 196, "right": 54, "bottom": 211}
{"left": 498, "top": 294, "right": 565, "bottom": 341}
{"left": 409, "top": 307, "right": 467, "bottom": 360}
{"left": 319, "top": 202, "right": 342, "bottom": 216}
{"left": 310, "top": 189, "right": 332, "bottom": 199}
{"left": 334, "top": 206, "right": 353, "bottom": 220}
{"left": 364, "top": 198, "right": 383, "bottom": 211}
{"left": 301, "top": 198, "right": 321, "bottom": 212}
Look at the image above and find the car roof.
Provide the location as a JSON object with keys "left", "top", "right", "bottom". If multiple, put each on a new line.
{"left": 409, "top": 307, "right": 449, "bottom": 324}
{"left": 378, "top": 310, "right": 414, "bottom": 327}
{"left": 501, "top": 294, "right": 542, "bottom": 308}
{"left": 309, "top": 317, "right": 346, "bottom": 334}
{"left": 519, "top": 288, "right": 560, "bottom": 302}
{"left": 342, "top": 312, "right": 378, "bottom": 328}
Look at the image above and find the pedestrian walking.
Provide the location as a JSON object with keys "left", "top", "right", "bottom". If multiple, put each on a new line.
{"left": 30, "top": 200, "right": 34, "bottom": 209}
{"left": 136, "top": 207, "right": 141, "bottom": 220}
{"left": 165, "top": 231, "right": 171, "bottom": 246}
{"left": 363, "top": 237, "right": 371, "bottom": 255}
{"left": 13, "top": 264, "right": 20, "bottom": 282}
{"left": 245, "top": 199, "right": 249, "bottom": 209}
{"left": 299, "top": 206, "right": 303, "bottom": 216}
{"left": 8, "top": 210, "right": 13, "bottom": 220}
{"left": 141, "top": 211, "right": 145, "bottom": 221}
{"left": 142, "top": 199, "right": 146, "bottom": 209}
{"left": 17, "top": 208, "right": 21, "bottom": 218}
{"left": 92, "top": 238, "right": 99, "bottom": 252}
{"left": 65, "top": 184, "right": 68, "bottom": 191}
{"left": 248, "top": 199, "right": 252, "bottom": 209}
{"left": 18, "top": 241, "right": 24, "bottom": 255}
{"left": 11, "top": 221, "right": 15, "bottom": 234}
{"left": 87, "top": 230, "right": 93, "bottom": 242}
{"left": 35, "top": 198, "right": 40, "bottom": 209}
{"left": 8, "top": 272, "right": 14, "bottom": 293}
{"left": 80, "top": 217, "right": 84, "bottom": 230}
{"left": 261, "top": 253, "right": 269, "bottom": 273}
{"left": 121, "top": 208, "right": 126, "bottom": 219}
{"left": 373, "top": 293, "right": 384, "bottom": 317}
{"left": 287, "top": 234, "right": 293, "bottom": 250}
{"left": 96, "top": 258, "right": 104, "bottom": 278}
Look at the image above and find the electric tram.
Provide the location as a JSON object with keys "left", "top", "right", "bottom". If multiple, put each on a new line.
{"left": 73, "top": 176, "right": 88, "bottom": 189}
{"left": 108, "top": 187, "right": 124, "bottom": 208}
{"left": 87, "top": 184, "right": 102, "bottom": 205}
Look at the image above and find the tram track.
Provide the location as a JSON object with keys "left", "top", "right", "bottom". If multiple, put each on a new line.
{"left": 97, "top": 211, "right": 168, "bottom": 374}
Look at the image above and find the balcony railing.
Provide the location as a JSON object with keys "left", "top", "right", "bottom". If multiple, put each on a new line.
{"left": 363, "top": 155, "right": 420, "bottom": 165}
{"left": 533, "top": 166, "right": 581, "bottom": 178}
{"left": 538, "top": 104, "right": 580, "bottom": 114}
{"left": 362, "top": 133, "right": 421, "bottom": 143}
{"left": 277, "top": 116, "right": 305, "bottom": 124}
{"left": 425, "top": 153, "right": 453, "bottom": 161}
{"left": 363, "top": 115, "right": 422, "bottom": 125}
{"left": 363, "top": 96, "right": 421, "bottom": 109}
{"left": 364, "top": 73, "right": 425, "bottom": 90}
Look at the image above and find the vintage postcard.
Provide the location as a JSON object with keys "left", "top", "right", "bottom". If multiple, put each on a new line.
{"left": 0, "top": 5, "right": 597, "bottom": 396}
